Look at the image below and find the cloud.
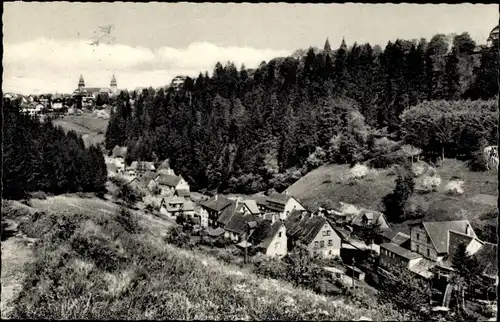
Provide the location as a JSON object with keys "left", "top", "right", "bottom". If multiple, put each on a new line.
{"left": 2, "top": 38, "right": 291, "bottom": 94}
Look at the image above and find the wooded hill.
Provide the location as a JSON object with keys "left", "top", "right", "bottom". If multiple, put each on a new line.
{"left": 104, "top": 33, "right": 499, "bottom": 194}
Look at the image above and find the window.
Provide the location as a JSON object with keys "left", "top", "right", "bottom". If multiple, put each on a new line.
{"left": 416, "top": 245, "right": 420, "bottom": 253}
{"left": 278, "top": 232, "right": 282, "bottom": 238}
{"left": 314, "top": 241, "right": 319, "bottom": 248}
{"left": 328, "top": 240, "right": 333, "bottom": 246}
{"left": 417, "top": 233, "right": 420, "bottom": 240}
{"left": 426, "top": 249, "right": 430, "bottom": 257}
{"left": 328, "top": 250, "right": 332, "bottom": 255}
{"left": 320, "top": 241, "right": 325, "bottom": 248}
{"left": 427, "top": 236, "right": 431, "bottom": 244}
{"left": 326, "top": 230, "right": 331, "bottom": 236}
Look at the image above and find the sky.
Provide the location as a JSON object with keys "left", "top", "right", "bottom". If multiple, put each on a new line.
{"left": 3, "top": 3, "right": 498, "bottom": 95}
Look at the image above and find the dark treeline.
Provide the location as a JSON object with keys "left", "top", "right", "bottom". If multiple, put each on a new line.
{"left": 105, "top": 33, "right": 499, "bottom": 194}
{"left": 3, "top": 98, "right": 108, "bottom": 200}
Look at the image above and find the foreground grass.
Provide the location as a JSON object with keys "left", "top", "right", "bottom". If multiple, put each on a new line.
{"left": 7, "top": 196, "right": 402, "bottom": 320}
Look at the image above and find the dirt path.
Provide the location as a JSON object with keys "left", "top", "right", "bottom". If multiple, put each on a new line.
{"left": 1, "top": 235, "right": 35, "bottom": 318}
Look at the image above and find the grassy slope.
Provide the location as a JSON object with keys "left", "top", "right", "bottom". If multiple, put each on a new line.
{"left": 287, "top": 159, "right": 498, "bottom": 233}
{"left": 4, "top": 195, "right": 401, "bottom": 320}
{"left": 53, "top": 113, "right": 108, "bottom": 147}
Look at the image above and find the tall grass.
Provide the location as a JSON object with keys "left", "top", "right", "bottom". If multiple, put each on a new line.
{"left": 10, "top": 203, "right": 403, "bottom": 320}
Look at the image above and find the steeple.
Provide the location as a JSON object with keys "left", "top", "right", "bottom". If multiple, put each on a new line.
{"left": 78, "top": 74, "right": 85, "bottom": 90}
{"left": 110, "top": 74, "right": 117, "bottom": 95}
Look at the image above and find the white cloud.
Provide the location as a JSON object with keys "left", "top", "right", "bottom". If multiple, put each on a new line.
{"left": 2, "top": 38, "right": 291, "bottom": 94}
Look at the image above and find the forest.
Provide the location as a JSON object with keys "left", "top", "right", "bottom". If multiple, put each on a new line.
{"left": 3, "top": 98, "right": 108, "bottom": 200}
{"left": 104, "top": 32, "right": 499, "bottom": 194}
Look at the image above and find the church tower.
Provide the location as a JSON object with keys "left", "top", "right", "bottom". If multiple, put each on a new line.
{"left": 110, "top": 74, "right": 117, "bottom": 95}
{"left": 78, "top": 74, "right": 85, "bottom": 91}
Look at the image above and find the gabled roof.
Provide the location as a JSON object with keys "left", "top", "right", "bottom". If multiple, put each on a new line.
{"left": 381, "top": 243, "right": 422, "bottom": 260}
{"left": 421, "top": 220, "right": 476, "bottom": 254}
{"left": 175, "top": 189, "right": 190, "bottom": 197}
{"left": 242, "top": 200, "right": 260, "bottom": 214}
{"left": 157, "top": 174, "right": 182, "bottom": 187}
{"left": 224, "top": 212, "right": 257, "bottom": 235}
{"left": 391, "top": 232, "right": 411, "bottom": 246}
{"left": 201, "top": 195, "right": 233, "bottom": 212}
{"left": 248, "top": 220, "right": 284, "bottom": 250}
{"left": 377, "top": 228, "right": 399, "bottom": 241}
{"left": 284, "top": 211, "right": 333, "bottom": 245}
{"left": 111, "top": 146, "right": 127, "bottom": 158}
{"left": 267, "top": 193, "right": 291, "bottom": 205}
{"left": 217, "top": 202, "right": 238, "bottom": 226}
{"left": 352, "top": 209, "right": 386, "bottom": 227}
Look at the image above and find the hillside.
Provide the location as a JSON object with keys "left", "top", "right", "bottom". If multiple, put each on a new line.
{"left": 2, "top": 195, "right": 401, "bottom": 320}
{"left": 53, "top": 113, "right": 109, "bottom": 147}
{"left": 287, "top": 159, "right": 498, "bottom": 234}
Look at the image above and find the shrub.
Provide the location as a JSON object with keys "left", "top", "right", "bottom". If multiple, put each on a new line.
{"left": 445, "top": 180, "right": 465, "bottom": 195}
{"left": 371, "top": 137, "right": 399, "bottom": 155}
{"left": 421, "top": 174, "right": 442, "bottom": 192}
{"left": 412, "top": 162, "right": 428, "bottom": 177}
{"left": 30, "top": 191, "right": 47, "bottom": 200}
{"left": 350, "top": 164, "right": 369, "bottom": 179}
{"left": 115, "top": 207, "right": 141, "bottom": 234}
{"left": 116, "top": 183, "right": 144, "bottom": 205}
{"left": 368, "top": 154, "right": 408, "bottom": 169}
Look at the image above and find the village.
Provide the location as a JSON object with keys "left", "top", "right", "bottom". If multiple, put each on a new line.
{"left": 105, "top": 145, "right": 498, "bottom": 318}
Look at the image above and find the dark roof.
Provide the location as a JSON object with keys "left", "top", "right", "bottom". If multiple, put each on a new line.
{"left": 377, "top": 228, "right": 398, "bottom": 241}
{"left": 284, "top": 211, "right": 333, "bottom": 245}
{"left": 157, "top": 174, "right": 181, "bottom": 187}
{"left": 224, "top": 212, "right": 257, "bottom": 235}
{"left": 139, "top": 172, "right": 158, "bottom": 185}
{"left": 381, "top": 243, "right": 422, "bottom": 260}
{"left": 201, "top": 195, "right": 233, "bottom": 212}
{"left": 175, "top": 189, "right": 190, "bottom": 197}
{"left": 217, "top": 202, "right": 238, "bottom": 226}
{"left": 267, "top": 193, "right": 290, "bottom": 205}
{"left": 391, "top": 232, "right": 411, "bottom": 246}
{"left": 473, "top": 242, "right": 497, "bottom": 277}
{"left": 421, "top": 221, "right": 476, "bottom": 254}
{"left": 248, "top": 220, "right": 284, "bottom": 249}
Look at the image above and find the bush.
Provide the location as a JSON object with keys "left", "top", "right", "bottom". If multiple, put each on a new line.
{"left": 371, "top": 137, "right": 399, "bottom": 155}
{"left": 350, "top": 164, "right": 369, "bottom": 179}
{"left": 117, "top": 183, "right": 145, "bottom": 205}
{"left": 115, "top": 207, "right": 141, "bottom": 234}
{"left": 368, "top": 154, "right": 408, "bottom": 169}
{"left": 421, "top": 174, "right": 442, "bottom": 192}
{"left": 30, "top": 191, "right": 47, "bottom": 200}
{"left": 445, "top": 180, "right": 465, "bottom": 195}
{"left": 412, "top": 162, "right": 428, "bottom": 177}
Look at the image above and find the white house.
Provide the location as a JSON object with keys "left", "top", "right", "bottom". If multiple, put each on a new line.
{"left": 255, "top": 192, "right": 306, "bottom": 221}
{"left": 156, "top": 174, "right": 190, "bottom": 197}
{"left": 248, "top": 220, "right": 288, "bottom": 258}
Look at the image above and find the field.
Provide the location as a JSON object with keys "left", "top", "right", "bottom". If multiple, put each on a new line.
{"left": 53, "top": 113, "right": 109, "bottom": 147}
{"left": 1, "top": 195, "right": 402, "bottom": 320}
{"left": 287, "top": 159, "right": 498, "bottom": 234}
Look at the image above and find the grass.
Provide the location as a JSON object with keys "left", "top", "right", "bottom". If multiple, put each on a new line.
{"left": 53, "top": 112, "right": 108, "bottom": 147}
{"left": 5, "top": 195, "right": 403, "bottom": 320}
{"left": 287, "top": 159, "right": 497, "bottom": 234}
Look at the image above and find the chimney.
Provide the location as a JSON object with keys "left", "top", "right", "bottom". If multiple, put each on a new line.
{"left": 465, "top": 224, "right": 470, "bottom": 235}
{"left": 215, "top": 194, "right": 218, "bottom": 201}
{"left": 284, "top": 190, "right": 289, "bottom": 195}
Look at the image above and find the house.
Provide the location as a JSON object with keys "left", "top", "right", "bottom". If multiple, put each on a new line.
{"left": 156, "top": 174, "right": 189, "bottom": 196}
{"left": 126, "top": 161, "right": 156, "bottom": 176}
{"left": 174, "top": 188, "right": 191, "bottom": 199}
{"left": 256, "top": 192, "right": 306, "bottom": 221}
{"left": 285, "top": 210, "right": 342, "bottom": 258}
{"left": 351, "top": 210, "right": 390, "bottom": 230}
{"left": 160, "top": 196, "right": 195, "bottom": 218}
{"left": 242, "top": 200, "right": 260, "bottom": 216}
{"left": 248, "top": 220, "right": 287, "bottom": 257}
{"left": 390, "top": 232, "right": 411, "bottom": 249}
{"left": 375, "top": 228, "right": 399, "bottom": 245}
{"left": 216, "top": 199, "right": 255, "bottom": 229}
{"left": 200, "top": 195, "right": 234, "bottom": 228}
{"left": 409, "top": 220, "right": 477, "bottom": 262}
{"left": 379, "top": 243, "right": 424, "bottom": 271}
{"left": 52, "top": 98, "right": 63, "bottom": 110}
{"left": 221, "top": 211, "right": 257, "bottom": 242}
{"left": 345, "top": 265, "right": 366, "bottom": 281}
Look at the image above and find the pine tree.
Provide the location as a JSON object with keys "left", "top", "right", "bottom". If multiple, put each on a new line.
{"left": 324, "top": 37, "right": 332, "bottom": 53}
{"left": 444, "top": 47, "right": 461, "bottom": 100}
{"left": 334, "top": 38, "right": 349, "bottom": 96}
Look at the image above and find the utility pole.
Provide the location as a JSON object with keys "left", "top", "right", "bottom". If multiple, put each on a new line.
{"left": 352, "top": 258, "right": 356, "bottom": 289}
{"left": 244, "top": 224, "right": 249, "bottom": 265}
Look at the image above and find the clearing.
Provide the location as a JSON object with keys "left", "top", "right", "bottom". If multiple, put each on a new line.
{"left": 53, "top": 113, "right": 109, "bottom": 147}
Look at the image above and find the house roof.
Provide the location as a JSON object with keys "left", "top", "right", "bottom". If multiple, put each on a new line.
{"left": 242, "top": 200, "right": 260, "bottom": 214}
{"left": 248, "top": 220, "right": 284, "bottom": 250}
{"left": 111, "top": 146, "right": 127, "bottom": 158}
{"left": 157, "top": 174, "right": 182, "bottom": 187}
{"left": 266, "top": 193, "right": 290, "bottom": 205}
{"left": 128, "top": 161, "right": 155, "bottom": 171}
{"left": 217, "top": 202, "right": 238, "bottom": 226}
{"left": 140, "top": 172, "right": 158, "bottom": 185}
{"left": 421, "top": 220, "right": 476, "bottom": 254}
{"left": 408, "top": 258, "right": 436, "bottom": 279}
{"left": 201, "top": 195, "right": 233, "bottom": 212}
{"left": 377, "top": 228, "right": 399, "bottom": 241}
{"left": 175, "top": 189, "right": 190, "bottom": 197}
{"left": 381, "top": 243, "right": 422, "bottom": 260}
{"left": 473, "top": 242, "right": 498, "bottom": 277}
{"left": 284, "top": 211, "right": 333, "bottom": 245}
{"left": 224, "top": 212, "right": 257, "bottom": 235}
{"left": 391, "top": 232, "right": 411, "bottom": 246}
